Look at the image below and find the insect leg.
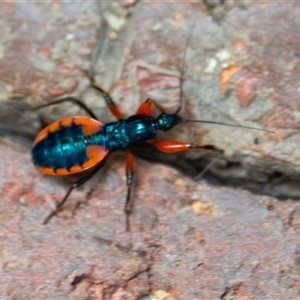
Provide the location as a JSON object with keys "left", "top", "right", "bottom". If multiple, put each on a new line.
{"left": 125, "top": 150, "right": 134, "bottom": 232}
{"left": 193, "top": 154, "right": 224, "bottom": 181}
{"left": 30, "top": 97, "right": 98, "bottom": 120}
{"left": 91, "top": 81, "right": 123, "bottom": 120}
{"left": 148, "top": 139, "right": 218, "bottom": 153}
{"left": 136, "top": 98, "right": 164, "bottom": 116}
{"left": 43, "top": 157, "right": 108, "bottom": 224}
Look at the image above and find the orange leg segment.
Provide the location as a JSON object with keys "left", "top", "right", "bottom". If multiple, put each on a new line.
{"left": 136, "top": 98, "right": 164, "bottom": 116}
{"left": 91, "top": 81, "right": 123, "bottom": 120}
{"left": 148, "top": 140, "right": 216, "bottom": 153}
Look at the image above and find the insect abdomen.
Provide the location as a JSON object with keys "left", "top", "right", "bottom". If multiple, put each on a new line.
{"left": 32, "top": 116, "right": 108, "bottom": 175}
{"left": 32, "top": 124, "right": 87, "bottom": 169}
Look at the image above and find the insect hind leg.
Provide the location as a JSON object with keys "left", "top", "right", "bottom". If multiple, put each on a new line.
{"left": 43, "top": 158, "right": 108, "bottom": 224}
{"left": 30, "top": 97, "right": 98, "bottom": 120}
{"left": 91, "top": 81, "right": 123, "bottom": 120}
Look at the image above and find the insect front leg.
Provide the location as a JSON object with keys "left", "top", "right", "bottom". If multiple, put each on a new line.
{"left": 136, "top": 98, "right": 165, "bottom": 116}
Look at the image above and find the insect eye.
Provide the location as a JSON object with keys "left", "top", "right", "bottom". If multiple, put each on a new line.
{"left": 155, "top": 113, "right": 182, "bottom": 131}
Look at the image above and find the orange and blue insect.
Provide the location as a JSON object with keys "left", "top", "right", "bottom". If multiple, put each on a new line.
{"left": 31, "top": 83, "right": 199, "bottom": 229}
{"left": 32, "top": 116, "right": 108, "bottom": 176}
{"left": 31, "top": 82, "right": 271, "bottom": 230}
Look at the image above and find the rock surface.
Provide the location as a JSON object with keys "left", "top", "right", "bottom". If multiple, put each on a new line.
{"left": 1, "top": 1, "right": 300, "bottom": 299}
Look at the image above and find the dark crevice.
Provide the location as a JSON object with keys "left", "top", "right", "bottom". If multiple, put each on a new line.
{"left": 71, "top": 273, "right": 91, "bottom": 290}
{"left": 131, "top": 143, "right": 300, "bottom": 201}
{"left": 220, "top": 283, "right": 242, "bottom": 300}
{"left": 102, "top": 285, "right": 119, "bottom": 300}
{"left": 2, "top": 126, "right": 300, "bottom": 201}
{"left": 122, "top": 245, "right": 159, "bottom": 297}
{"left": 202, "top": 0, "right": 229, "bottom": 22}
{"left": 203, "top": 0, "right": 226, "bottom": 10}
{"left": 92, "top": 241, "right": 160, "bottom": 298}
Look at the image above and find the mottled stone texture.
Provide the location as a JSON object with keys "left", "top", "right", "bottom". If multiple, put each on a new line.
{"left": 1, "top": 1, "right": 300, "bottom": 299}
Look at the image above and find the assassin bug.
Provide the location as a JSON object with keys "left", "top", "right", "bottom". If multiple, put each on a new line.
{"left": 31, "top": 26, "right": 273, "bottom": 230}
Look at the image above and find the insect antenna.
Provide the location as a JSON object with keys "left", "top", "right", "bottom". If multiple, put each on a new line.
{"left": 180, "top": 118, "right": 274, "bottom": 133}
{"left": 173, "top": 21, "right": 274, "bottom": 135}
{"left": 173, "top": 20, "right": 197, "bottom": 115}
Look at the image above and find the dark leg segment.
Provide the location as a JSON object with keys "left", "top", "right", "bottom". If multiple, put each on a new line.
{"left": 125, "top": 150, "right": 134, "bottom": 231}
{"left": 43, "top": 158, "right": 107, "bottom": 224}
{"left": 91, "top": 81, "right": 123, "bottom": 120}
{"left": 30, "top": 97, "right": 99, "bottom": 120}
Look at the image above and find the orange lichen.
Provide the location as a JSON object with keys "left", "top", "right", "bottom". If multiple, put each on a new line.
{"left": 220, "top": 65, "right": 243, "bottom": 93}
{"left": 236, "top": 75, "right": 258, "bottom": 106}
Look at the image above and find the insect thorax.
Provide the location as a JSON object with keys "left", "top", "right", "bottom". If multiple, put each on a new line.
{"left": 88, "top": 115, "right": 157, "bottom": 151}
{"left": 88, "top": 113, "right": 182, "bottom": 152}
